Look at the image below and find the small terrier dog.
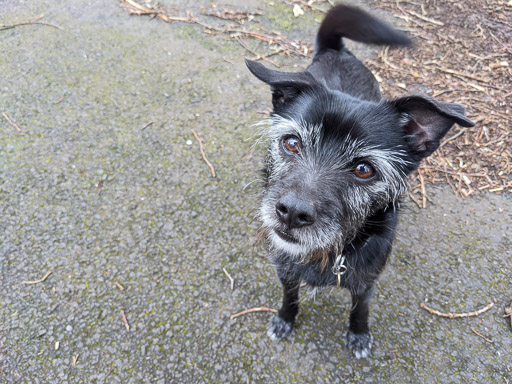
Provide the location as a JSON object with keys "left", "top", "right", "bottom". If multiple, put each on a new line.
{"left": 246, "top": 4, "right": 474, "bottom": 358}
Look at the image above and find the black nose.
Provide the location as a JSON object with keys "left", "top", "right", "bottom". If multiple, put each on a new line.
{"left": 275, "top": 194, "right": 317, "bottom": 229}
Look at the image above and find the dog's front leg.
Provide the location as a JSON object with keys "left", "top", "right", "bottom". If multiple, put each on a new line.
{"left": 267, "top": 277, "right": 300, "bottom": 341}
{"left": 347, "top": 284, "right": 375, "bottom": 358}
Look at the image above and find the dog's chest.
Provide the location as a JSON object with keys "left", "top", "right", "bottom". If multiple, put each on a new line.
{"left": 275, "top": 250, "right": 351, "bottom": 288}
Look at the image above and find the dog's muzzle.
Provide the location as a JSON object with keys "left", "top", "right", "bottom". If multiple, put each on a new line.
{"left": 275, "top": 193, "right": 317, "bottom": 231}
{"left": 274, "top": 229, "right": 299, "bottom": 244}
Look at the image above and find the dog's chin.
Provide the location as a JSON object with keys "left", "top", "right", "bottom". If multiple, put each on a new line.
{"left": 269, "top": 229, "right": 310, "bottom": 257}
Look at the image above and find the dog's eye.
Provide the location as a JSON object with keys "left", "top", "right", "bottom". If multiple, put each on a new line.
{"left": 282, "top": 136, "right": 301, "bottom": 155}
{"left": 354, "top": 163, "right": 374, "bottom": 179}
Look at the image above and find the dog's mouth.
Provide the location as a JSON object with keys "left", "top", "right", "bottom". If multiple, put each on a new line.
{"left": 273, "top": 229, "right": 299, "bottom": 244}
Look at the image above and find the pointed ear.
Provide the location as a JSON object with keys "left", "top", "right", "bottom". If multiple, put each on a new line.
{"left": 391, "top": 95, "right": 475, "bottom": 158}
{"left": 245, "top": 59, "right": 318, "bottom": 110}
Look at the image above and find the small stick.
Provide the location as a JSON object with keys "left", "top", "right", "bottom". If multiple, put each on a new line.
{"left": 433, "top": 89, "right": 458, "bottom": 97}
{"left": 2, "top": 112, "right": 27, "bottom": 133}
{"left": 0, "top": 14, "right": 42, "bottom": 29}
{"left": 381, "top": 46, "right": 400, "bottom": 70}
{"left": 466, "top": 83, "right": 486, "bottom": 93}
{"left": 230, "top": 306, "right": 277, "bottom": 320}
{"left": 191, "top": 129, "right": 216, "bottom": 178}
{"left": 457, "top": 173, "right": 463, "bottom": 198}
{"left": 72, "top": 354, "right": 80, "bottom": 367}
{"left": 141, "top": 121, "right": 153, "bottom": 131}
{"left": 440, "top": 128, "right": 468, "bottom": 148}
{"left": 436, "top": 67, "right": 487, "bottom": 83}
{"left": 0, "top": 14, "right": 64, "bottom": 31}
{"left": 421, "top": 166, "right": 488, "bottom": 178}
{"left": 115, "top": 281, "right": 125, "bottom": 291}
{"left": 420, "top": 302, "right": 494, "bottom": 319}
{"left": 236, "top": 37, "right": 280, "bottom": 67}
{"left": 443, "top": 166, "right": 460, "bottom": 198}
{"left": 289, "top": 0, "right": 327, "bottom": 14}
{"left": 96, "top": 180, "right": 103, "bottom": 195}
{"left": 223, "top": 57, "right": 235, "bottom": 65}
{"left": 471, "top": 329, "right": 493, "bottom": 343}
{"left": 120, "top": 310, "right": 130, "bottom": 331}
{"left": 22, "top": 271, "right": 52, "bottom": 285}
{"left": 408, "top": 191, "right": 422, "bottom": 209}
{"left": 418, "top": 170, "right": 427, "bottom": 208}
{"left": 248, "top": 49, "right": 283, "bottom": 65}
{"left": 123, "top": 0, "right": 155, "bottom": 13}
{"left": 53, "top": 97, "right": 65, "bottom": 104}
{"left": 405, "top": 9, "right": 444, "bottom": 26}
{"left": 222, "top": 267, "right": 234, "bottom": 290}
{"left": 120, "top": 1, "right": 312, "bottom": 58}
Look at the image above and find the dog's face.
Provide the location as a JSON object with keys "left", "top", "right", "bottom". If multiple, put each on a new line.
{"left": 248, "top": 61, "right": 474, "bottom": 260}
{"left": 259, "top": 89, "right": 411, "bottom": 258}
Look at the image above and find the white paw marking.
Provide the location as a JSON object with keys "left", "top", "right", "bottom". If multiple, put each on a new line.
{"left": 347, "top": 331, "right": 373, "bottom": 359}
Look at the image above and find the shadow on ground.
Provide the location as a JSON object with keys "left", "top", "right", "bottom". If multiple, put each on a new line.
{"left": 0, "top": 1, "right": 510, "bottom": 383}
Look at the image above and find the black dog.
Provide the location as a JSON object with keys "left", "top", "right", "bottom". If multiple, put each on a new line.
{"left": 246, "top": 4, "right": 474, "bottom": 358}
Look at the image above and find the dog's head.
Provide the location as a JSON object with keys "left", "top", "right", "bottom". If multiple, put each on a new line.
{"left": 247, "top": 60, "right": 474, "bottom": 260}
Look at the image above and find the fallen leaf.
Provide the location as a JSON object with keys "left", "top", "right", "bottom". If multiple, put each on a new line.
{"left": 293, "top": 4, "right": 304, "bottom": 17}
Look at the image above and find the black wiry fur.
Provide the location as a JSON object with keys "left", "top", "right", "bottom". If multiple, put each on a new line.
{"left": 246, "top": 4, "right": 474, "bottom": 359}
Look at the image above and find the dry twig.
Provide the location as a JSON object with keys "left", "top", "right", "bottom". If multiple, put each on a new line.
{"left": 420, "top": 302, "right": 494, "bottom": 319}
{"left": 2, "top": 113, "right": 27, "bottom": 133}
{"left": 120, "top": 0, "right": 312, "bottom": 58}
{"left": 471, "top": 329, "right": 493, "bottom": 343}
{"left": 191, "top": 129, "right": 216, "bottom": 178}
{"left": 405, "top": 9, "right": 444, "bottom": 26}
{"left": 22, "top": 271, "right": 52, "bottom": 285}
{"left": 141, "top": 121, "right": 154, "bottom": 131}
{"left": 236, "top": 37, "right": 281, "bottom": 67}
{"left": 230, "top": 306, "right": 277, "bottom": 320}
{"left": 408, "top": 191, "right": 423, "bottom": 209}
{"left": 120, "top": 309, "right": 130, "bottom": 331}
{"left": 0, "top": 14, "right": 63, "bottom": 31}
{"left": 222, "top": 267, "right": 235, "bottom": 290}
{"left": 418, "top": 170, "right": 427, "bottom": 208}
{"left": 223, "top": 57, "right": 235, "bottom": 65}
{"left": 381, "top": 46, "right": 400, "bottom": 70}
{"left": 439, "top": 128, "right": 468, "bottom": 148}
{"left": 115, "top": 281, "right": 125, "bottom": 291}
{"left": 436, "top": 67, "right": 488, "bottom": 84}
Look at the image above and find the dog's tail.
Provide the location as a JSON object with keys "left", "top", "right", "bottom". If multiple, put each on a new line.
{"left": 315, "top": 4, "right": 411, "bottom": 55}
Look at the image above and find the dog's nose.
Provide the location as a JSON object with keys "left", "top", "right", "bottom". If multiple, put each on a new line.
{"left": 275, "top": 194, "right": 316, "bottom": 229}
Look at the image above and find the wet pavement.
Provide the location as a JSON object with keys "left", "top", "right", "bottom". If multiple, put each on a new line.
{"left": 0, "top": 0, "right": 511, "bottom": 383}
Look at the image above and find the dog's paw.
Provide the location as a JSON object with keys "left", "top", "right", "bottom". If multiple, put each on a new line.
{"left": 267, "top": 315, "right": 294, "bottom": 341}
{"left": 346, "top": 330, "right": 373, "bottom": 359}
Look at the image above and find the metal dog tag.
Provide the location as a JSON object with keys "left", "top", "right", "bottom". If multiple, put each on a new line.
{"left": 332, "top": 254, "right": 347, "bottom": 288}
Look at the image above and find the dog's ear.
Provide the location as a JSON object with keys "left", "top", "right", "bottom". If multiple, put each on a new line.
{"left": 245, "top": 59, "right": 317, "bottom": 110}
{"left": 391, "top": 95, "right": 475, "bottom": 158}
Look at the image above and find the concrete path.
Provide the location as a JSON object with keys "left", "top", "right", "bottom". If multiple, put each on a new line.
{"left": 1, "top": 1, "right": 510, "bottom": 382}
